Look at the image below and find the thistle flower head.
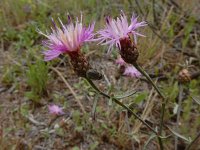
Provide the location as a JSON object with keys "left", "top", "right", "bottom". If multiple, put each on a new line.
{"left": 115, "top": 56, "right": 141, "bottom": 78}
{"left": 96, "top": 11, "right": 147, "bottom": 53}
{"left": 48, "top": 104, "right": 64, "bottom": 115}
{"left": 38, "top": 15, "right": 95, "bottom": 61}
{"left": 123, "top": 66, "right": 141, "bottom": 78}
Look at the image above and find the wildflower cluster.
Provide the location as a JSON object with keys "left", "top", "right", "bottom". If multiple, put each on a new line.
{"left": 39, "top": 12, "right": 146, "bottom": 77}
{"left": 39, "top": 12, "right": 170, "bottom": 149}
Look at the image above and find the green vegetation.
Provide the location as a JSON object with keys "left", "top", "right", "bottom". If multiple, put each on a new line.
{"left": 26, "top": 60, "right": 48, "bottom": 102}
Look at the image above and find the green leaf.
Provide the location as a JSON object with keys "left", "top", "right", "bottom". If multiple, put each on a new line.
{"left": 20, "top": 104, "right": 30, "bottom": 117}
{"left": 89, "top": 141, "right": 99, "bottom": 150}
{"left": 55, "top": 128, "right": 64, "bottom": 136}
{"left": 72, "top": 146, "right": 80, "bottom": 150}
{"left": 75, "top": 126, "right": 83, "bottom": 132}
{"left": 114, "top": 90, "right": 137, "bottom": 99}
{"left": 134, "top": 92, "right": 148, "bottom": 104}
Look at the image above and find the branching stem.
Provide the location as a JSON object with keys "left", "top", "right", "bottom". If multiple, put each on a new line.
{"left": 133, "top": 63, "right": 166, "bottom": 150}
{"left": 85, "top": 77, "right": 158, "bottom": 135}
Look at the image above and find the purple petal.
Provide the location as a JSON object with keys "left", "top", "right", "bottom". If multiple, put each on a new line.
{"left": 43, "top": 49, "right": 63, "bottom": 61}
{"left": 48, "top": 104, "right": 64, "bottom": 115}
{"left": 39, "top": 15, "right": 95, "bottom": 58}
{"left": 96, "top": 12, "right": 147, "bottom": 53}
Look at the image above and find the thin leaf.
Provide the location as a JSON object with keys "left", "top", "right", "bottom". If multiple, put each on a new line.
{"left": 143, "top": 134, "right": 157, "bottom": 150}
{"left": 114, "top": 90, "right": 137, "bottom": 99}
{"left": 91, "top": 96, "right": 98, "bottom": 120}
{"left": 134, "top": 92, "right": 148, "bottom": 104}
{"left": 167, "top": 127, "right": 191, "bottom": 143}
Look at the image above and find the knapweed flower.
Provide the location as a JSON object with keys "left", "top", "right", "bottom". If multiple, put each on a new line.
{"left": 38, "top": 15, "right": 95, "bottom": 77}
{"left": 97, "top": 11, "right": 147, "bottom": 64}
{"left": 115, "top": 56, "right": 141, "bottom": 78}
{"left": 38, "top": 15, "right": 95, "bottom": 61}
{"left": 123, "top": 66, "right": 141, "bottom": 78}
{"left": 48, "top": 104, "right": 64, "bottom": 115}
{"left": 115, "top": 57, "right": 126, "bottom": 66}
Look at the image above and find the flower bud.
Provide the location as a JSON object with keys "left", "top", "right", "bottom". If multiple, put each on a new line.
{"left": 86, "top": 69, "right": 103, "bottom": 80}
{"left": 178, "top": 68, "right": 200, "bottom": 83}
{"left": 178, "top": 69, "right": 191, "bottom": 83}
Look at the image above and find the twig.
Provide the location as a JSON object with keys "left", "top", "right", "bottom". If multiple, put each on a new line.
{"left": 133, "top": 88, "right": 155, "bottom": 133}
{"left": 25, "top": 114, "right": 46, "bottom": 126}
{"left": 134, "top": 0, "right": 144, "bottom": 15}
{"left": 168, "top": 0, "right": 181, "bottom": 10}
{"left": 91, "top": 95, "right": 99, "bottom": 121}
{"left": 125, "top": 111, "right": 135, "bottom": 150}
{"left": 175, "top": 84, "right": 183, "bottom": 150}
{"left": 50, "top": 67, "right": 86, "bottom": 114}
{"left": 152, "top": 0, "right": 158, "bottom": 26}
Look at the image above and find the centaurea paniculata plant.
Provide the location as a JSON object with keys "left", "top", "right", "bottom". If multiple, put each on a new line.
{"left": 38, "top": 12, "right": 184, "bottom": 150}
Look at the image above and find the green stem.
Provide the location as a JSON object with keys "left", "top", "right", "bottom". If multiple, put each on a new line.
{"left": 85, "top": 77, "right": 158, "bottom": 135}
{"left": 133, "top": 63, "right": 165, "bottom": 99}
{"left": 133, "top": 63, "right": 165, "bottom": 150}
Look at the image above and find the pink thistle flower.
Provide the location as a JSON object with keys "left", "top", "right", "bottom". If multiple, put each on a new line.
{"left": 38, "top": 15, "right": 95, "bottom": 61}
{"left": 123, "top": 66, "right": 141, "bottom": 78}
{"left": 96, "top": 11, "right": 147, "bottom": 53}
{"left": 115, "top": 56, "right": 141, "bottom": 78}
{"left": 48, "top": 104, "right": 64, "bottom": 115}
{"left": 115, "top": 57, "right": 126, "bottom": 66}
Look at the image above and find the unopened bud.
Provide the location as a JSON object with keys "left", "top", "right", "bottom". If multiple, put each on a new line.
{"left": 178, "top": 69, "right": 191, "bottom": 83}
{"left": 86, "top": 69, "right": 103, "bottom": 80}
{"left": 178, "top": 69, "right": 200, "bottom": 83}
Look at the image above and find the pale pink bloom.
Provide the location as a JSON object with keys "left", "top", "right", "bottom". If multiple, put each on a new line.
{"left": 96, "top": 11, "right": 147, "bottom": 52}
{"left": 123, "top": 66, "right": 141, "bottom": 78}
{"left": 115, "top": 56, "right": 141, "bottom": 78}
{"left": 48, "top": 104, "right": 64, "bottom": 115}
{"left": 38, "top": 15, "right": 95, "bottom": 61}
{"left": 115, "top": 57, "right": 126, "bottom": 65}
